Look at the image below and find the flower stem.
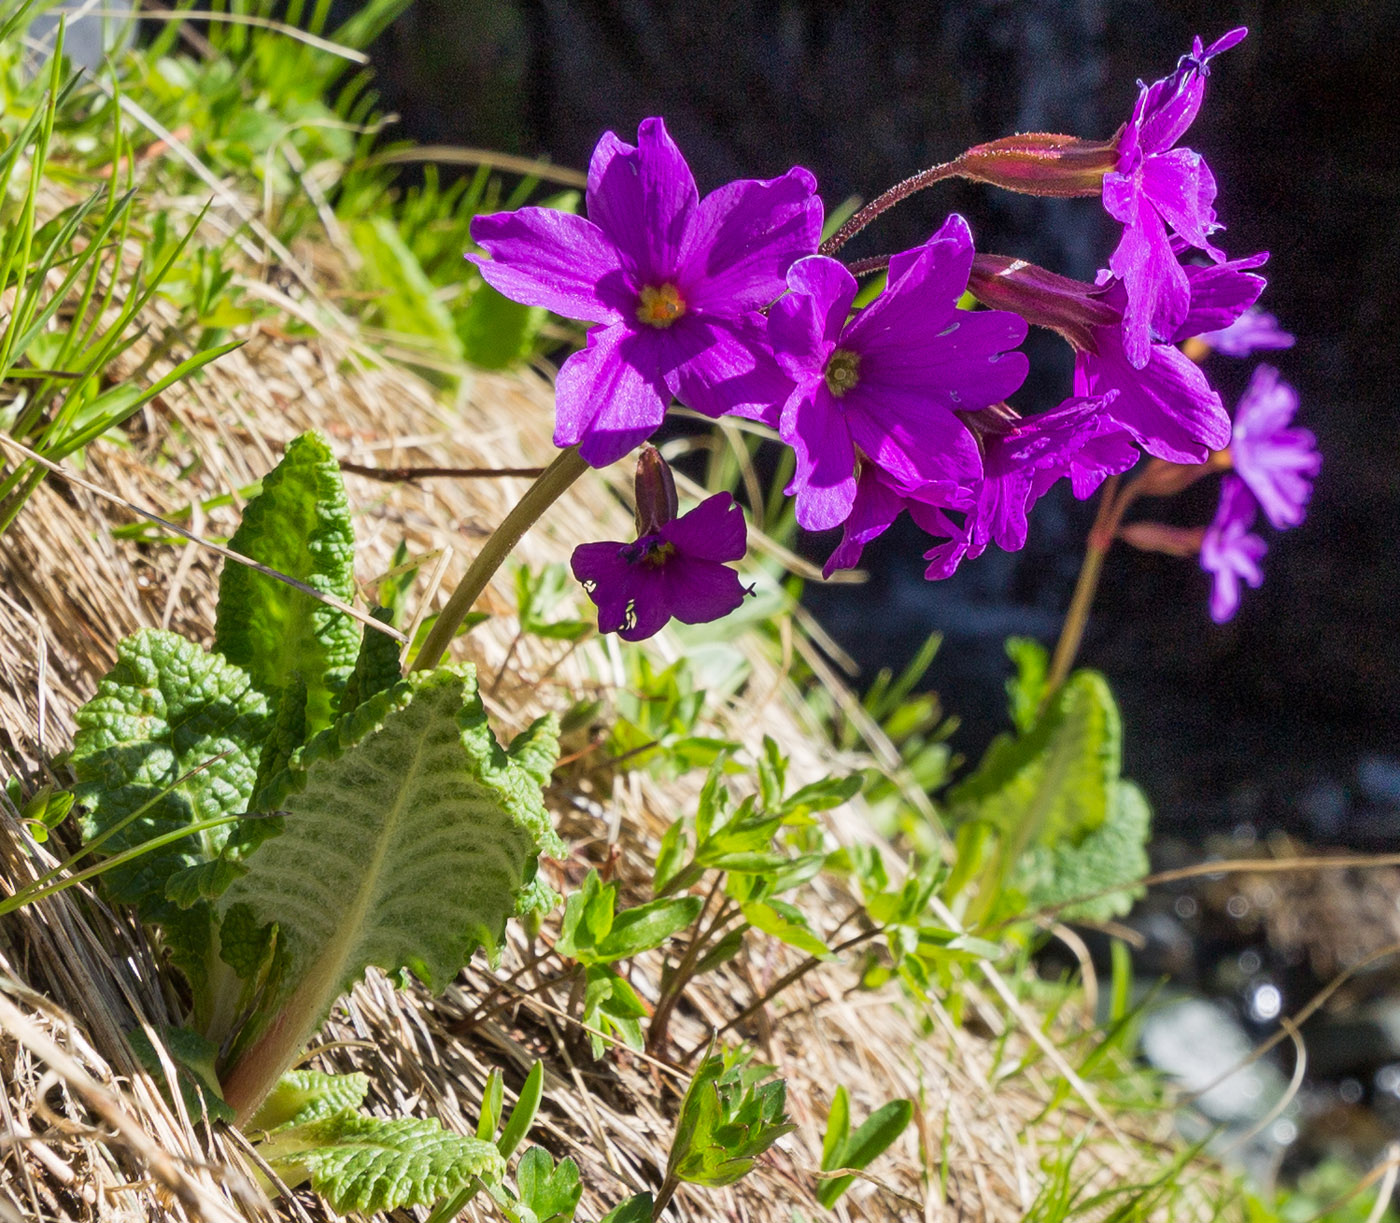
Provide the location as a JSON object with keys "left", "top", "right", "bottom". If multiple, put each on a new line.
{"left": 1045, "top": 475, "right": 1143, "bottom": 698}
{"left": 819, "top": 160, "right": 961, "bottom": 256}
{"left": 411, "top": 446, "right": 589, "bottom": 672}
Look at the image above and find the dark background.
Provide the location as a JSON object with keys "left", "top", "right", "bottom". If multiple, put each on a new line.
{"left": 360, "top": 0, "right": 1399, "bottom": 841}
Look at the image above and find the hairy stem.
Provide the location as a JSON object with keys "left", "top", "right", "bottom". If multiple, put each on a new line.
{"left": 412, "top": 447, "right": 589, "bottom": 672}
{"left": 647, "top": 874, "right": 725, "bottom": 1056}
{"left": 819, "top": 161, "right": 961, "bottom": 256}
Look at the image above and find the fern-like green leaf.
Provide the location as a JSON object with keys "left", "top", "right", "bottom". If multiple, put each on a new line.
{"left": 257, "top": 1110, "right": 504, "bottom": 1213}
{"left": 214, "top": 432, "right": 359, "bottom": 734}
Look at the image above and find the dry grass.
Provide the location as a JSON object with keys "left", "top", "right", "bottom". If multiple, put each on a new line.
{"left": 0, "top": 175, "right": 1214, "bottom": 1222}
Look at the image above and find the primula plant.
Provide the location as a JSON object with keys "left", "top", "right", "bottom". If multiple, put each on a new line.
{"left": 33, "top": 18, "right": 1329, "bottom": 1220}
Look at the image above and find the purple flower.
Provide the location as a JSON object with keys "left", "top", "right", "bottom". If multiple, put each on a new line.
{"left": 469, "top": 118, "right": 821, "bottom": 466}
{"left": 1229, "top": 364, "right": 1320, "bottom": 529}
{"left": 1103, "top": 29, "right": 1247, "bottom": 368}
{"left": 1200, "top": 474, "right": 1266, "bottom": 623}
{"left": 1199, "top": 308, "right": 1295, "bottom": 357}
{"left": 571, "top": 493, "right": 751, "bottom": 640}
{"left": 822, "top": 394, "right": 1135, "bottom": 578}
{"left": 767, "top": 215, "right": 1029, "bottom": 531}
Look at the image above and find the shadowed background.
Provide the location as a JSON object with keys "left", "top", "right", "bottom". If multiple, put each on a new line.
{"left": 355, "top": 0, "right": 1397, "bottom": 842}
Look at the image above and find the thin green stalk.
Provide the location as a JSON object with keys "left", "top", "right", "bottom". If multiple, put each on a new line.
{"left": 412, "top": 447, "right": 589, "bottom": 671}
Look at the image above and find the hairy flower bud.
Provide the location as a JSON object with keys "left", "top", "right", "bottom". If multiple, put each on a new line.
{"left": 968, "top": 255, "right": 1118, "bottom": 352}
{"left": 633, "top": 444, "right": 678, "bottom": 537}
{"left": 954, "top": 132, "right": 1121, "bottom": 198}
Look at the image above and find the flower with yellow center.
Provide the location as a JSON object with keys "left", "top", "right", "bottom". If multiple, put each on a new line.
{"left": 636, "top": 283, "right": 686, "bottom": 328}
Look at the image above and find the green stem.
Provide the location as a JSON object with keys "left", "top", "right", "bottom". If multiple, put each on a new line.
{"left": 1044, "top": 475, "right": 1142, "bottom": 698}
{"left": 411, "top": 447, "right": 589, "bottom": 672}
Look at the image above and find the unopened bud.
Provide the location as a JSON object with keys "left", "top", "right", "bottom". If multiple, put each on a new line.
{"left": 633, "top": 445, "right": 678, "bottom": 537}
{"left": 968, "top": 254, "right": 1119, "bottom": 353}
{"left": 954, "top": 131, "right": 1121, "bottom": 198}
{"left": 1118, "top": 521, "right": 1206, "bottom": 558}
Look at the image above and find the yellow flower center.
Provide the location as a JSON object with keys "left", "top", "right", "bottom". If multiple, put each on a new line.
{"left": 636, "top": 283, "right": 686, "bottom": 328}
{"left": 823, "top": 348, "right": 861, "bottom": 398}
{"left": 639, "top": 539, "right": 675, "bottom": 568}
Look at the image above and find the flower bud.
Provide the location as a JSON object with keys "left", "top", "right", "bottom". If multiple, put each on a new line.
{"left": 1118, "top": 521, "right": 1206, "bottom": 557}
{"left": 968, "top": 254, "right": 1119, "bottom": 352}
{"left": 954, "top": 131, "right": 1121, "bottom": 198}
{"left": 633, "top": 444, "right": 678, "bottom": 537}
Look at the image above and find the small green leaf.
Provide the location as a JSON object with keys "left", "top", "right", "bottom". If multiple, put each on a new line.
{"left": 653, "top": 821, "right": 688, "bottom": 896}
{"left": 1004, "top": 637, "right": 1048, "bottom": 734}
{"left": 71, "top": 630, "right": 269, "bottom": 920}
{"left": 594, "top": 895, "right": 703, "bottom": 962}
{"left": 478, "top": 1070, "right": 504, "bottom": 1142}
{"left": 257, "top": 1111, "right": 505, "bottom": 1213}
{"left": 820, "top": 1086, "right": 850, "bottom": 1170}
{"left": 741, "top": 900, "right": 832, "bottom": 961}
{"left": 18, "top": 785, "right": 73, "bottom": 841}
{"left": 815, "top": 1098, "right": 914, "bottom": 1207}
{"left": 249, "top": 1069, "right": 371, "bottom": 1132}
{"left": 342, "top": 608, "right": 403, "bottom": 718}
{"left": 516, "top": 1147, "right": 583, "bottom": 1223}
{"left": 596, "top": 1193, "right": 653, "bottom": 1223}
{"left": 779, "top": 773, "right": 862, "bottom": 819}
{"left": 496, "top": 1061, "right": 544, "bottom": 1159}
{"left": 214, "top": 432, "right": 359, "bottom": 734}
{"left": 692, "top": 927, "right": 745, "bottom": 977}
{"left": 127, "top": 1025, "right": 234, "bottom": 1125}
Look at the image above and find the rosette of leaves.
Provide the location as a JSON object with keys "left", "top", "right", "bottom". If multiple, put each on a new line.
{"left": 70, "top": 432, "right": 561, "bottom": 1211}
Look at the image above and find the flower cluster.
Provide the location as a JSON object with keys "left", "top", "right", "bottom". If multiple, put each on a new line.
{"left": 468, "top": 30, "right": 1316, "bottom": 640}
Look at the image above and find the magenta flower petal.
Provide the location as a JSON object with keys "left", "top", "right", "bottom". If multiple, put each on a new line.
{"left": 1139, "top": 148, "right": 1223, "bottom": 259}
{"left": 664, "top": 560, "right": 749, "bottom": 626}
{"left": 1201, "top": 474, "right": 1266, "bottom": 623}
{"left": 1199, "top": 308, "right": 1294, "bottom": 357}
{"left": 1230, "top": 365, "right": 1320, "bottom": 529}
{"left": 571, "top": 491, "right": 752, "bottom": 641}
{"left": 1077, "top": 326, "right": 1230, "bottom": 463}
{"left": 822, "top": 467, "right": 906, "bottom": 576}
{"left": 1173, "top": 252, "right": 1268, "bottom": 342}
{"left": 555, "top": 325, "right": 670, "bottom": 466}
{"left": 664, "top": 492, "right": 748, "bottom": 562}
{"left": 474, "top": 117, "right": 820, "bottom": 467}
{"left": 1104, "top": 183, "right": 1191, "bottom": 366}
{"left": 773, "top": 217, "right": 1025, "bottom": 529}
{"left": 679, "top": 167, "right": 823, "bottom": 313}
{"left": 843, "top": 383, "right": 983, "bottom": 491}
{"left": 469, "top": 209, "right": 632, "bottom": 325}
{"left": 665, "top": 315, "right": 794, "bottom": 426}
{"left": 782, "top": 384, "right": 859, "bottom": 531}
{"left": 586, "top": 118, "right": 698, "bottom": 285}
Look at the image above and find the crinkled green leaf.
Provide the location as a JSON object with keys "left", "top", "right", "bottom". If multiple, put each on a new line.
{"left": 950, "top": 669, "right": 1119, "bottom": 845}
{"left": 668, "top": 1052, "right": 795, "bottom": 1190}
{"left": 219, "top": 666, "right": 561, "bottom": 1105}
{"left": 515, "top": 1147, "right": 583, "bottom": 1223}
{"left": 71, "top": 629, "right": 269, "bottom": 913}
{"left": 249, "top": 1069, "right": 371, "bottom": 1132}
{"left": 341, "top": 607, "right": 402, "bottom": 718}
{"left": 214, "top": 432, "right": 359, "bottom": 734}
{"left": 1019, "top": 780, "right": 1152, "bottom": 923}
{"left": 257, "top": 1110, "right": 505, "bottom": 1213}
